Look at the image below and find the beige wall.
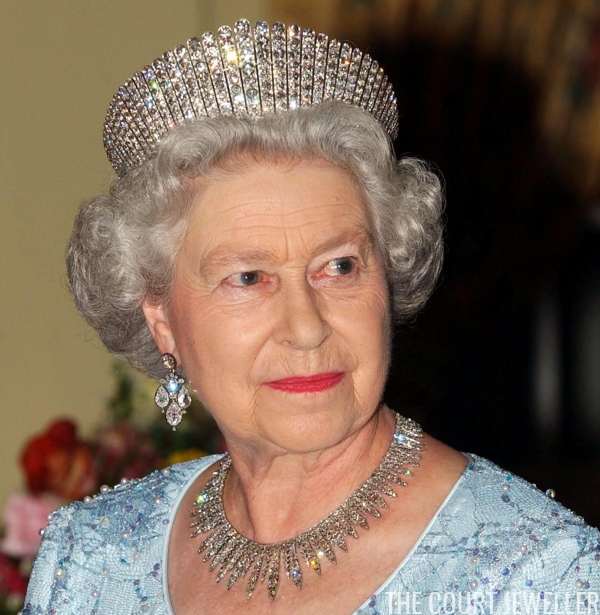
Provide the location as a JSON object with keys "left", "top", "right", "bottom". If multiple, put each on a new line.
{"left": 0, "top": 0, "right": 267, "bottom": 508}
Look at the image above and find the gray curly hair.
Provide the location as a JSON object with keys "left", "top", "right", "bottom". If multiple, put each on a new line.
{"left": 67, "top": 101, "right": 444, "bottom": 380}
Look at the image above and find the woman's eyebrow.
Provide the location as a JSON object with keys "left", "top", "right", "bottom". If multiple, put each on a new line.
{"left": 200, "top": 248, "right": 275, "bottom": 277}
{"left": 199, "top": 227, "right": 375, "bottom": 276}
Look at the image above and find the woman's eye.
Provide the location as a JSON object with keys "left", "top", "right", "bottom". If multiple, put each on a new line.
{"left": 227, "top": 271, "right": 262, "bottom": 287}
{"left": 225, "top": 257, "right": 357, "bottom": 288}
{"left": 323, "top": 257, "right": 357, "bottom": 276}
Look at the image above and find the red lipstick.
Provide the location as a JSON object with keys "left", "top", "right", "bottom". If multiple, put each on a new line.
{"left": 265, "top": 372, "right": 344, "bottom": 392}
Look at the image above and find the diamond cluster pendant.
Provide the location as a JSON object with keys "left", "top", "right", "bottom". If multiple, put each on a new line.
{"left": 154, "top": 353, "right": 192, "bottom": 430}
{"left": 189, "top": 412, "right": 424, "bottom": 601}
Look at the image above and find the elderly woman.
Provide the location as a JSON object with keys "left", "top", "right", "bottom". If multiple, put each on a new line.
{"left": 23, "top": 19, "right": 599, "bottom": 615}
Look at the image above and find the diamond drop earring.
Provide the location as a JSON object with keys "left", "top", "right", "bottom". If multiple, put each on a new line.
{"left": 154, "top": 353, "right": 191, "bottom": 430}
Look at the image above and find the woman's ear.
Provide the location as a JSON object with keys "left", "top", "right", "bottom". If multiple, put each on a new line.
{"left": 142, "top": 299, "right": 179, "bottom": 359}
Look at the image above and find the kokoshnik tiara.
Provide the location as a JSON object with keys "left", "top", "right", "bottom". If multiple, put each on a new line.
{"left": 103, "top": 19, "right": 399, "bottom": 178}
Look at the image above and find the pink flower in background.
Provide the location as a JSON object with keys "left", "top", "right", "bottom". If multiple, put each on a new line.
{"left": 1, "top": 493, "right": 60, "bottom": 559}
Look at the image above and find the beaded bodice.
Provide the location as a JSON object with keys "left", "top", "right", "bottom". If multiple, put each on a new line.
{"left": 22, "top": 453, "right": 600, "bottom": 615}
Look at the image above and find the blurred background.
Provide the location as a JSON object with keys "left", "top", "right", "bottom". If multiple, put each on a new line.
{"left": 1, "top": 0, "right": 599, "bottom": 607}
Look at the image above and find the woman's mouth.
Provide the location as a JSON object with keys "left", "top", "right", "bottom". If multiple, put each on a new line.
{"left": 265, "top": 372, "right": 345, "bottom": 392}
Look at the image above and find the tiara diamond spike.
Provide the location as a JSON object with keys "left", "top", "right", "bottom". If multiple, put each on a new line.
{"left": 164, "top": 49, "right": 195, "bottom": 121}
{"left": 344, "top": 47, "right": 363, "bottom": 103}
{"left": 108, "top": 94, "right": 144, "bottom": 172}
{"left": 382, "top": 90, "right": 396, "bottom": 130}
{"left": 335, "top": 42, "right": 353, "bottom": 101}
{"left": 118, "top": 85, "right": 149, "bottom": 151}
{"left": 132, "top": 71, "right": 166, "bottom": 140}
{"left": 254, "top": 21, "right": 275, "bottom": 114}
{"left": 175, "top": 45, "right": 206, "bottom": 119}
{"left": 103, "top": 19, "right": 399, "bottom": 177}
{"left": 373, "top": 73, "right": 389, "bottom": 120}
{"left": 287, "top": 24, "right": 301, "bottom": 109}
{"left": 323, "top": 39, "right": 340, "bottom": 101}
{"left": 201, "top": 32, "right": 233, "bottom": 115}
{"left": 271, "top": 22, "right": 287, "bottom": 112}
{"left": 123, "top": 79, "right": 153, "bottom": 147}
{"left": 103, "top": 111, "right": 125, "bottom": 173}
{"left": 300, "top": 28, "right": 316, "bottom": 107}
{"left": 186, "top": 37, "right": 219, "bottom": 118}
{"left": 234, "top": 19, "right": 261, "bottom": 116}
{"left": 312, "top": 32, "right": 329, "bottom": 105}
{"left": 379, "top": 82, "right": 396, "bottom": 123}
{"left": 368, "top": 65, "right": 385, "bottom": 114}
{"left": 354, "top": 53, "right": 373, "bottom": 107}
{"left": 153, "top": 58, "right": 183, "bottom": 125}
{"left": 217, "top": 25, "right": 247, "bottom": 114}
{"left": 362, "top": 59, "right": 380, "bottom": 112}
{"left": 114, "top": 92, "right": 144, "bottom": 155}
{"left": 142, "top": 65, "right": 174, "bottom": 130}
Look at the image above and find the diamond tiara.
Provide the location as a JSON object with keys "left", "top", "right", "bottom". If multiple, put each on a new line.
{"left": 103, "top": 19, "right": 399, "bottom": 178}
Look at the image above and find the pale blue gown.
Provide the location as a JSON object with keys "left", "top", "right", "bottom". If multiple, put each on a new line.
{"left": 22, "top": 452, "right": 600, "bottom": 615}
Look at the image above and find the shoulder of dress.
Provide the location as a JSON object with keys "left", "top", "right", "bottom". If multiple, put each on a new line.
{"left": 368, "top": 455, "right": 599, "bottom": 613}
{"left": 458, "top": 452, "right": 596, "bottom": 533}
{"left": 22, "top": 453, "right": 226, "bottom": 615}
{"left": 42, "top": 452, "right": 226, "bottom": 531}
{"left": 438, "top": 453, "right": 600, "bottom": 592}
{"left": 37, "top": 453, "right": 226, "bottom": 544}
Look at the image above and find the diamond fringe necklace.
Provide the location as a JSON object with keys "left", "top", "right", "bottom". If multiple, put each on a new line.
{"left": 189, "top": 412, "right": 424, "bottom": 601}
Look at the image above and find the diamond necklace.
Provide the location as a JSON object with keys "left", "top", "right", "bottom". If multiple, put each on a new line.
{"left": 189, "top": 411, "right": 424, "bottom": 601}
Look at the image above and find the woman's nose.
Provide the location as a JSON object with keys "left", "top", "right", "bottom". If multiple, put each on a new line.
{"left": 273, "top": 277, "right": 331, "bottom": 351}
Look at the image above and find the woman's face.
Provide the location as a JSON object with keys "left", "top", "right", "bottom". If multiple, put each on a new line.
{"left": 145, "top": 158, "right": 392, "bottom": 454}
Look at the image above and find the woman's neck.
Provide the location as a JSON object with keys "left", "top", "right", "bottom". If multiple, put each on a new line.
{"left": 221, "top": 404, "right": 397, "bottom": 543}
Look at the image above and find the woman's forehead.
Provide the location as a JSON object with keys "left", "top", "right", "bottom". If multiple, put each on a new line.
{"left": 184, "top": 159, "right": 373, "bottom": 249}
{"left": 189, "top": 157, "right": 362, "bottom": 217}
